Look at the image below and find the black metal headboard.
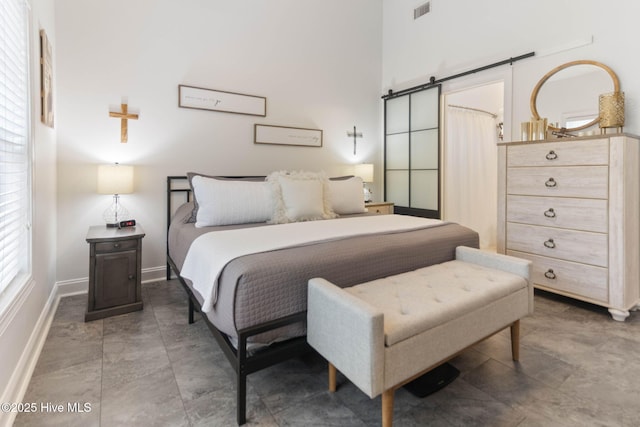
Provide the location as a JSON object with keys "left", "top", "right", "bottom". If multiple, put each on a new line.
{"left": 167, "top": 175, "right": 191, "bottom": 231}
{"left": 166, "top": 176, "right": 190, "bottom": 279}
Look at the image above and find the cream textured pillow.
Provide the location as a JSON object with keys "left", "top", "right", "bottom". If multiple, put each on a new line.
{"left": 267, "top": 170, "right": 337, "bottom": 223}
{"left": 191, "top": 175, "right": 271, "bottom": 227}
{"left": 328, "top": 176, "right": 366, "bottom": 214}
{"left": 280, "top": 177, "right": 324, "bottom": 220}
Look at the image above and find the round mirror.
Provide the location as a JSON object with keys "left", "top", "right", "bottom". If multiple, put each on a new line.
{"left": 530, "top": 60, "right": 620, "bottom": 133}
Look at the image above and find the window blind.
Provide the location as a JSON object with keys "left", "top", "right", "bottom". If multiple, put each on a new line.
{"left": 0, "top": 0, "right": 31, "bottom": 296}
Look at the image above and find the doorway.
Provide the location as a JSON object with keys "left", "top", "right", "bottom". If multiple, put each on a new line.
{"left": 442, "top": 81, "right": 504, "bottom": 250}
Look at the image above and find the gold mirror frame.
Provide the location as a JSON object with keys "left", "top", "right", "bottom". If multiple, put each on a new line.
{"left": 530, "top": 60, "right": 620, "bottom": 133}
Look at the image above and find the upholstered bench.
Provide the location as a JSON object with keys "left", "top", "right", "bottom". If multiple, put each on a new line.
{"left": 307, "top": 246, "right": 532, "bottom": 427}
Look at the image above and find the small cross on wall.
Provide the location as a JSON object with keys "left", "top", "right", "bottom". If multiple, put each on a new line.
{"left": 347, "top": 125, "right": 363, "bottom": 155}
{"left": 109, "top": 102, "right": 139, "bottom": 143}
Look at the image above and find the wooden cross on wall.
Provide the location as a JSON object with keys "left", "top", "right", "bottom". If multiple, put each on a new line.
{"left": 109, "top": 103, "right": 138, "bottom": 143}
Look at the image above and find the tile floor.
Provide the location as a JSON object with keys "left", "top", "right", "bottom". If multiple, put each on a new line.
{"left": 13, "top": 280, "right": 640, "bottom": 426}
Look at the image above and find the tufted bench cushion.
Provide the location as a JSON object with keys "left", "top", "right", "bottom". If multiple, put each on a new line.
{"left": 345, "top": 260, "right": 528, "bottom": 346}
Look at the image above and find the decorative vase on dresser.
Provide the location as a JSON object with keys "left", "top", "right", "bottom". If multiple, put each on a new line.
{"left": 497, "top": 134, "right": 640, "bottom": 321}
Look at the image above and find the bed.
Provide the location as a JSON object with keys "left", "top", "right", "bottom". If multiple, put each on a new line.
{"left": 166, "top": 173, "right": 479, "bottom": 425}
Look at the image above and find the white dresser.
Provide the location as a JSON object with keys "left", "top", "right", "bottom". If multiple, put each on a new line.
{"left": 497, "top": 134, "right": 640, "bottom": 321}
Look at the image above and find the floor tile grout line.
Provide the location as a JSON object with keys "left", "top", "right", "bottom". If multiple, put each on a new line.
{"left": 99, "top": 318, "right": 104, "bottom": 427}
{"left": 147, "top": 282, "right": 194, "bottom": 427}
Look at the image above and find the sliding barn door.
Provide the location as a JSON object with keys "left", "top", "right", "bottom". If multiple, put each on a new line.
{"left": 384, "top": 84, "right": 441, "bottom": 218}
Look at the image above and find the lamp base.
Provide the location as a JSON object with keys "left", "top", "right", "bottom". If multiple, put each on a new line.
{"left": 363, "top": 185, "right": 372, "bottom": 203}
{"left": 103, "top": 194, "right": 130, "bottom": 227}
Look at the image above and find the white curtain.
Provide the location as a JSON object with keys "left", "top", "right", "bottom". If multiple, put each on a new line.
{"left": 444, "top": 107, "right": 498, "bottom": 249}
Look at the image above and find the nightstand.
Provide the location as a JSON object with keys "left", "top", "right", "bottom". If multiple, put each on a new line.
{"left": 85, "top": 225, "right": 145, "bottom": 321}
{"left": 365, "top": 202, "right": 394, "bottom": 215}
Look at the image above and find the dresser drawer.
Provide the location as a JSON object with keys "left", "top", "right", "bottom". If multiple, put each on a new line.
{"left": 506, "top": 195, "right": 608, "bottom": 233}
{"left": 507, "top": 166, "right": 608, "bottom": 198}
{"left": 507, "top": 250, "right": 608, "bottom": 303}
{"left": 507, "top": 139, "right": 609, "bottom": 167}
{"left": 506, "top": 222, "right": 607, "bottom": 267}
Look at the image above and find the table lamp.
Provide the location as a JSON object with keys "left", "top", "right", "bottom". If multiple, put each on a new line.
{"left": 97, "top": 163, "right": 134, "bottom": 227}
{"left": 354, "top": 163, "right": 374, "bottom": 202}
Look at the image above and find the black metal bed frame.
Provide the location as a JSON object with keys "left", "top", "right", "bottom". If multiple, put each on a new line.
{"left": 165, "top": 176, "right": 311, "bottom": 425}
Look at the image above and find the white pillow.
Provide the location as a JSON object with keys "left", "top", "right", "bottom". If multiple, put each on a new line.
{"left": 267, "top": 170, "right": 337, "bottom": 223}
{"left": 191, "top": 175, "right": 271, "bottom": 227}
{"left": 328, "top": 177, "right": 367, "bottom": 214}
{"left": 280, "top": 177, "right": 324, "bottom": 220}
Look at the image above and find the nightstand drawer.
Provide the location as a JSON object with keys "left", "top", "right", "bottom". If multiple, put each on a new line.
{"left": 506, "top": 222, "right": 607, "bottom": 267}
{"left": 95, "top": 239, "right": 138, "bottom": 253}
{"left": 365, "top": 202, "right": 394, "bottom": 215}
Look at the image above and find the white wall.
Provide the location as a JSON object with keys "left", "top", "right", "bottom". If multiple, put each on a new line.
{"left": 382, "top": 0, "right": 640, "bottom": 140}
{"left": 55, "top": 0, "right": 383, "bottom": 284}
{"left": 0, "top": 0, "right": 58, "bottom": 423}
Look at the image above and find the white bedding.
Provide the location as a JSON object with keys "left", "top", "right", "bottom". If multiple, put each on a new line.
{"left": 180, "top": 214, "right": 445, "bottom": 312}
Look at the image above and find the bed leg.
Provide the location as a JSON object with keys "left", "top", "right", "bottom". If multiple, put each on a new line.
{"left": 237, "top": 332, "right": 248, "bottom": 425}
{"left": 188, "top": 298, "right": 195, "bottom": 324}
{"left": 237, "top": 371, "right": 247, "bottom": 425}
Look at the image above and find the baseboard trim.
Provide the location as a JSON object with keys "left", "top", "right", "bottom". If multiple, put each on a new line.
{"left": 0, "top": 281, "right": 59, "bottom": 427}
{"left": 141, "top": 265, "right": 167, "bottom": 284}
{"left": 55, "top": 277, "right": 88, "bottom": 297}
{"left": 56, "top": 265, "right": 169, "bottom": 298}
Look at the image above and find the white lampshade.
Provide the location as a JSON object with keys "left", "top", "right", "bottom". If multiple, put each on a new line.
{"left": 354, "top": 163, "right": 374, "bottom": 183}
{"left": 97, "top": 163, "right": 134, "bottom": 195}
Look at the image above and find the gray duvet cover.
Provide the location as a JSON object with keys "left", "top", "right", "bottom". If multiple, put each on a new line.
{"left": 168, "top": 202, "right": 479, "bottom": 344}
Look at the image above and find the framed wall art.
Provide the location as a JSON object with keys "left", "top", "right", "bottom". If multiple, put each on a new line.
{"left": 40, "top": 29, "right": 54, "bottom": 127}
{"left": 254, "top": 124, "right": 323, "bottom": 147}
{"left": 178, "top": 85, "right": 266, "bottom": 117}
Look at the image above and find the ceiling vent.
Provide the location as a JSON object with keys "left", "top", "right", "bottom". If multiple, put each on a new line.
{"left": 414, "top": 2, "right": 431, "bottom": 19}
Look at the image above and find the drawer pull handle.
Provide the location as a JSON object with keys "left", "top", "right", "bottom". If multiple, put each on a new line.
{"left": 545, "top": 178, "right": 557, "bottom": 188}
{"left": 113, "top": 243, "right": 121, "bottom": 248}
{"left": 544, "top": 239, "right": 556, "bottom": 249}
{"left": 544, "top": 208, "right": 556, "bottom": 218}
{"left": 546, "top": 150, "right": 558, "bottom": 160}
{"left": 544, "top": 269, "right": 557, "bottom": 280}
{"left": 128, "top": 274, "right": 135, "bottom": 280}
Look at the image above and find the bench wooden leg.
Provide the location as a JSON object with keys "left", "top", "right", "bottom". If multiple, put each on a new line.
{"left": 510, "top": 319, "right": 520, "bottom": 361}
{"left": 328, "top": 363, "right": 337, "bottom": 392}
{"left": 382, "top": 389, "right": 395, "bottom": 427}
